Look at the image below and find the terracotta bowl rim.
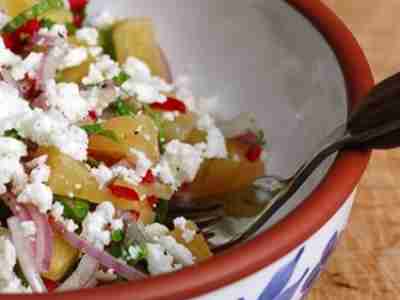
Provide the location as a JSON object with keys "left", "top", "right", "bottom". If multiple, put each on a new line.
{"left": 5, "top": 1, "right": 374, "bottom": 299}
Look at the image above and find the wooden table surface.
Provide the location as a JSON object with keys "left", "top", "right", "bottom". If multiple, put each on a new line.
{"left": 308, "top": 1, "right": 400, "bottom": 299}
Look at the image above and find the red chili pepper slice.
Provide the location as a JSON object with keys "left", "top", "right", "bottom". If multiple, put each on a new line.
{"left": 108, "top": 184, "right": 139, "bottom": 201}
{"left": 44, "top": 279, "right": 59, "bottom": 292}
{"left": 246, "top": 145, "right": 263, "bottom": 162}
{"left": 88, "top": 110, "right": 98, "bottom": 121}
{"left": 130, "top": 210, "right": 140, "bottom": 221}
{"left": 146, "top": 195, "right": 159, "bottom": 207}
{"left": 141, "top": 170, "right": 155, "bottom": 184}
{"left": 73, "top": 13, "right": 85, "bottom": 28}
{"left": 16, "top": 19, "right": 41, "bottom": 38}
{"left": 69, "top": 0, "right": 89, "bottom": 12}
{"left": 2, "top": 33, "right": 17, "bottom": 50}
{"left": 150, "top": 97, "right": 187, "bottom": 113}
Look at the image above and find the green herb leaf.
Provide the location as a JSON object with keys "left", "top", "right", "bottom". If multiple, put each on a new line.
{"left": 112, "top": 98, "right": 137, "bottom": 117}
{"left": 3, "top": 0, "right": 64, "bottom": 33}
{"left": 143, "top": 105, "right": 167, "bottom": 150}
{"left": 111, "top": 229, "right": 125, "bottom": 242}
{"left": 154, "top": 199, "right": 169, "bottom": 224}
{"left": 4, "top": 129, "right": 21, "bottom": 140}
{"left": 54, "top": 195, "right": 90, "bottom": 223}
{"left": 86, "top": 157, "right": 101, "bottom": 168}
{"left": 99, "top": 27, "right": 116, "bottom": 60}
{"left": 256, "top": 130, "right": 267, "bottom": 147}
{"left": 40, "top": 18, "right": 55, "bottom": 29}
{"left": 113, "top": 72, "right": 130, "bottom": 86}
{"left": 81, "top": 123, "right": 119, "bottom": 143}
{"left": 65, "top": 22, "right": 77, "bottom": 35}
{"left": 108, "top": 243, "right": 123, "bottom": 258}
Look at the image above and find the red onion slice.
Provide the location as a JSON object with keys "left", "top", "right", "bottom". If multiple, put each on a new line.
{"left": 7, "top": 217, "right": 47, "bottom": 293}
{"left": 52, "top": 221, "right": 147, "bottom": 281}
{"left": 1, "top": 193, "right": 31, "bottom": 221}
{"left": 83, "top": 277, "right": 98, "bottom": 289}
{"left": 57, "top": 254, "right": 99, "bottom": 292}
{"left": 26, "top": 205, "right": 54, "bottom": 273}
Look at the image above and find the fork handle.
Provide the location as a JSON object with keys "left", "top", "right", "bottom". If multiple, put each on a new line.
{"left": 347, "top": 71, "right": 400, "bottom": 149}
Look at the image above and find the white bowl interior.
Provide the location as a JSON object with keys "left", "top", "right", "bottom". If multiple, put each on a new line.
{"left": 89, "top": 0, "right": 347, "bottom": 227}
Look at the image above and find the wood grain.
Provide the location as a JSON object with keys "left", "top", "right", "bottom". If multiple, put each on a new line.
{"left": 308, "top": 1, "right": 400, "bottom": 299}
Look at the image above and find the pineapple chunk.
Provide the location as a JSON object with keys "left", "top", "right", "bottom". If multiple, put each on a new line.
{"left": 180, "top": 139, "right": 265, "bottom": 199}
{"left": 42, "top": 233, "right": 79, "bottom": 281}
{"left": 112, "top": 18, "right": 171, "bottom": 81}
{"left": 42, "top": 8, "right": 73, "bottom": 24}
{"left": 88, "top": 115, "right": 160, "bottom": 166}
{"left": 163, "top": 112, "right": 197, "bottom": 142}
{"left": 171, "top": 222, "right": 212, "bottom": 262}
{"left": 0, "top": 0, "right": 37, "bottom": 17}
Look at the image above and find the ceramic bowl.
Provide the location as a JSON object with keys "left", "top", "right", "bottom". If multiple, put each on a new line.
{"left": 4, "top": 1, "right": 373, "bottom": 299}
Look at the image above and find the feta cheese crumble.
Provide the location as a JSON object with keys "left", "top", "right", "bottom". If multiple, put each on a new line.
{"left": 17, "top": 109, "right": 89, "bottom": 161}
{"left": 0, "top": 137, "right": 27, "bottom": 195}
{"left": 153, "top": 140, "right": 204, "bottom": 190}
{"left": 46, "top": 80, "right": 89, "bottom": 122}
{"left": 76, "top": 27, "right": 99, "bottom": 46}
{"left": 174, "top": 217, "right": 196, "bottom": 243}
{"left": 17, "top": 182, "right": 53, "bottom": 214}
{"left": 82, "top": 55, "right": 121, "bottom": 85}
{"left": 11, "top": 52, "right": 44, "bottom": 81}
{"left": 197, "top": 114, "right": 227, "bottom": 159}
{"left": 81, "top": 202, "right": 120, "bottom": 249}
{"left": 0, "top": 236, "right": 31, "bottom": 293}
{"left": 121, "top": 57, "right": 173, "bottom": 104}
{"left": 91, "top": 163, "right": 113, "bottom": 188}
{"left": 58, "top": 47, "right": 88, "bottom": 70}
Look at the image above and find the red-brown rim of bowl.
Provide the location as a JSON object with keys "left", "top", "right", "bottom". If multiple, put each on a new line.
{"left": 6, "top": 1, "right": 374, "bottom": 299}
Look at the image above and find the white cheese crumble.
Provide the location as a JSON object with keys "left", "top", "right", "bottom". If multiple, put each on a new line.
{"left": 173, "top": 217, "right": 196, "bottom": 243}
{"left": 50, "top": 201, "right": 78, "bottom": 232}
{"left": 145, "top": 243, "right": 175, "bottom": 275}
{"left": 30, "top": 163, "right": 51, "bottom": 183}
{"left": 0, "top": 12, "right": 10, "bottom": 30}
{"left": 38, "top": 24, "right": 68, "bottom": 39}
{"left": 46, "top": 80, "right": 89, "bottom": 122}
{"left": 0, "top": 137, "right": 27, "bottom": 195}
{"left": 76, "top": 27, "right": 99, "bottom": 46}
{"left": 121, "top": 57, "right": 173, "bottom": 104}
{"left": 90, "top": 11, "right": 116, "bottom": 28}
{"left": 162, "top": 112, "right": 179, "bottom": 122}
{"left": 91, "top": 163, "right": 113, "bottom": 188}
{"left": 58, "top": 47, "right": 88, "bottom": 70}
{"left": 17, "top": 182, "right": 53, "bottom": 214}
{"left": 0, "top": 82, "right": 31, "bottom": 135}
{"left": 11, "top": 52, "right": 44, "bottom": 81}
{"left": 21, "top": 221, "right": 37, "bottom": 238}
{"left": 197, "top": 114, "right": 227, "bottom": 159}
{"left": 17, "top": 109, "right": 89, "bottom": 161}
{"left": 153, "top": 140, "right": 204, "bottom": 190}
{"left": 81, "top": 202, "right": 119, "bottom": 249}
{"left": 82, "top": 55, "right": 121, "bottom": 85}
{"left": 0, "top": 236, "right": 31, "bottom": 293}
{"left": 157, "top": 235, "right": 194, "bottom": 266}
{"left": 0, "top": 38, "right": 21, "bottom": 66}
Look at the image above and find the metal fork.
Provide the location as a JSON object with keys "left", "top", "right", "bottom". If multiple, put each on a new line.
{"left": 169, "top": 71, "right": 400, "bottom": 252}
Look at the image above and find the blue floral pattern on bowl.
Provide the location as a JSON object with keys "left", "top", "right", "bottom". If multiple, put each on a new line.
{"left": 238, "top": 231, "right": 340, "bottom": 300}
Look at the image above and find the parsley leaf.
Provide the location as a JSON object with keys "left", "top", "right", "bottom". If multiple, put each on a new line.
{"left": 154, "top": 199, "right": 169, "bottom": 224}
{"left": 65, "top": 22, "right": 77, "bottom": 35}
{"left": 54, "top": 195, "right": 90, "bottom": 223}
{"left": 256, "top": 130, "right": 267, "bottom": 147}
{"left": 111, "top": 229, "right": 125, "bottom": 242}
{"left": 40, "top": 18, "right": 55, "bottom": 29}
{"left": 113, "top": 71, "right": 130, "bottom": 86}
{"left": 4, "top": 129, "right": 21, "bottom": 140}
{"left": 81, "top": 123, "right": 119, "bottom": 143}
{"left": 112, "top": 98, "right": 137, "bottom": 117}
{"left": 99, "top": 26, "right": 116, "bottom": 60}
{"left": 143, "top": 105, "right": 166, "bottom": 151}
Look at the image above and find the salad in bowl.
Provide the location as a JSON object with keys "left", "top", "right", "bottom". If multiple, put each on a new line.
{"left": 0, "top": 0, "right": 267, "bottom": 293}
